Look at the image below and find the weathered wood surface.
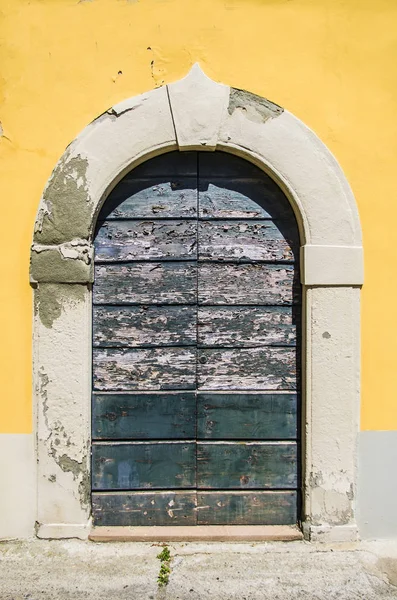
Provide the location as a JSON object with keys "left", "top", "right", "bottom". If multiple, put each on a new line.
{"left": 197, "top": 442, "right": 298, "bottom": 489}
{"left": 99, "top": 178, "right": 197, "bottom": 220}
{"left": 198, "top": 264, "right": 299, "bottom": 305}
{"left": 197, "top": 347, "right": 297, "bottom": 390}
{"left": 198, "top": 220, "right": 298, "bottom": 262}
{"left": 196, "top": 393, "right": 297, "bottom": 439}
{"left": 93, "top": 263, "right": 197, "bottom": 305}
{"left": 199, "top": 182, "right": 294, "bottom": 220}
{"left": 92, "top": 392, "right": 196, "bottom": 439}
{"left": 92, "top": 442, "right": 196, "bottom": 490}
{"left": 92, "top": 491, "right": 198, "bottom": 526}
{"left": 126, "top": 151, "right": 197, "bottom": 177}
{"left": 199, "top": 151, "right": 273, "bottom": 178}
{"left": 197, "top": 491, "right": 297, "bottom": 525}
{"left": 93, "top": 306, "right": 197, "bottom": 347}
{"left": 95, "top": 220, "right": 197, "bottom": 262}
{"left": 93, "top": 348, "right": 196, "bottom": 391}
{"left": 197, "top": 306, "right": 297, "bottom": 347}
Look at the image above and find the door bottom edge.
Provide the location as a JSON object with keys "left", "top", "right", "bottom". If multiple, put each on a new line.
{"left": 89, "top": 524, "right": 303, "bottom": 542}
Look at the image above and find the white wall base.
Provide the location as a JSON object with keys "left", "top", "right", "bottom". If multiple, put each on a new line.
{"left": 0, "top": 434, "right": 36, "bottom": 539}
{"left": 36, "top": 521, "right": 91, "bottom": 540}
{"left": 302, "top": 523, "right": 359, "bottom": 543}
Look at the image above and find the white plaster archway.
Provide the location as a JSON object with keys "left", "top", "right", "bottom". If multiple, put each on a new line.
{"left": 31, "top": 65, "right": 363, "bottom": 542}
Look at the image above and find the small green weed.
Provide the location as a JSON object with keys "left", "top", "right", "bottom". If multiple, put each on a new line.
{"left": 157, "top": 545, "right": 172, "bottom": 587}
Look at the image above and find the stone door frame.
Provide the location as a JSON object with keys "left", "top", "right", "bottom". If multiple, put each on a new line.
{"left": 31, "top": 65, "right": 363, "bottom": 542}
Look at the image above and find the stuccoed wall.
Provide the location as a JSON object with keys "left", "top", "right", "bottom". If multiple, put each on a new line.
{"left": 0, "top": 0, "right": 396, "bottom": 539}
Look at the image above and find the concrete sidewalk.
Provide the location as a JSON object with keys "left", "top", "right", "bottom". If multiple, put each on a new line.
{"left": 1, "top": 539, "right": 397, "bottom": 599}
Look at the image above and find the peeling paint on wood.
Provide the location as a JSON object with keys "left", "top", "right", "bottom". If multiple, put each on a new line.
{"left": 99, "top": 178, "right": 197, "bottom": 219}
{"left": 198, "top": 220, "right": 298, "bottom": 262}
{"left": 197, "top": 393, "right": 297, "bottom": 439}
{"left": 199, "top": 181, "right": 293, "bottom": 220}
{"left": 93, "top": 305, "right": 196, "bottom": 347}
{"left": 197, "top": 442, "right": 298, "bottom": 489}
{"left": 197, "top": 491, "right": 297, "bottom": 525}
{"left": 197, "top": 347, "right": 297, "bottom": 390}
{"left": 93, "top": 347, "right": 196, "bottom": 391}
{"left": 93, "top": 262, "right": 197, "bottom": 305}
{"left": 197, "top": 306, "right": 297, "bottom": 347}
{"left": 198, "top": 263, "right": 299, "bottom": 305}
{"left": 92, "top": 392, "right": 196, "bottom": 439}
{"left": 92, "top": 491, "right": 197, "bottom": 526}
{"left": 92, "top": 442, "right": 196, "bottom": 490}
{"left": 95, "top": 220, "right": 197, "bottom": 262}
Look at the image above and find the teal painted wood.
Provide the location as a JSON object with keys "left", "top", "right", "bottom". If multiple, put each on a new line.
{"left": 92, "top": 491, "right": 197, "bottom": 526}
{"left": 93, "top": 262, "right": 197, "bottom": 305}
{"left": 196, "top": 393, "right": 297, "bottom": 439}
{"left": 198, "top": 220, "right": 298, "bottom": 262}
{"left": 99, "top": 178, "right": 197, "bottom": 220}
{"left": 92, "top": 442, "right": 196, "bottom": 490}
{"left": 198, "top": 263, "right": 299, "bottom": 305}
{"left": 197, "top": 306, "right": 297, "bottom": 347}
{"left": 93, "top": 306, "right": 197, "bottom": 347}
{"left": 92, "top": 392, "right": 196, "bottom": 440}
{"left": 94, "top": 220, "right": 197, "bottom": 262}
{"left": 93, "top": 347, "right": 196, "bottom": 391}
{"left": 197, "top": 442, "right": 298, "bottom": 489}
{"left": 197, "top": 491, "right": 297, "bottom": 525}
{"left": 197, "top": 347, "right": 297, "bottom": 390}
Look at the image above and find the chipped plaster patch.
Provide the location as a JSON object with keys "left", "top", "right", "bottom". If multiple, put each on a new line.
{"left": 30, "top": 240, "right": 94, "bottom": 283}
{"left": 34, "top": 154, "right": 92, "bottom": 245}
{"left": 228, "top": 88, "right": 283, "bottom": 123}
{"left": 35, "top": 283, "right": 86, "bottom": 328}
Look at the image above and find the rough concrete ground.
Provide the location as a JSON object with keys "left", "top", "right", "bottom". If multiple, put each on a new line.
{"left": 1, "top": 539, "right": 397, "bottom": 600}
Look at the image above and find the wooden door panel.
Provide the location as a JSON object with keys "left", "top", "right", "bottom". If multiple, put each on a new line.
{"left": 197, "top": 491, "right": 297, "bottom": 525}
{"left": 93, "top": 263, "right": 197, "bottom": 305}
{"left": 92, "top": 392, "right": 196, "bottom": 440}
{"left": 196, "top": 393, "right": 297, "bottom": 440}
{"left": 198, "top": 220, "right": 298, "bottom": 262}
{"left": 92, "top": 442, "right": 196, "bottom": 490}
{"left": 93, "top": 306, "right": 197, "bottom": 348}
{"left": 198, "top": 263, "right": 298, "bottom": 305}
{"left": 197, "top": 347, "right": 297, "bottom": 390}
{"left": 197, "top": 306, "right": 297, "bottom": 347}
{"left": 197, "top": 442, "right": 298, "bottom": 489}
{"left": 99, "top": 178, "right": 197, "bottom": 219}
{"left": 95, "top": 220, "right": 197, "bottom": 262}
{"left": 92, "top": 491, "right": 198, "bottom": 526}
{"left": 93, "top": 347, "right": 197, "bottom": 391}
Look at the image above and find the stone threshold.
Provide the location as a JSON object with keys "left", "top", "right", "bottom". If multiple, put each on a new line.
{"left": 89, "top": 525, "right": 303, "bottom": 542}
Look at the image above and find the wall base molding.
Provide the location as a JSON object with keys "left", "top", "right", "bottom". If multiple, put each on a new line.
{"left": 302, "top": 522, "right": 359, "bottom": 543}
{"left": 36, "top": 522, "right": 91, "bottom": 540}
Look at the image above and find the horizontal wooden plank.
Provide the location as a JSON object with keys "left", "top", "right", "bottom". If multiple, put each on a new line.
{"left": 124, "top": 151, "right": 197, "bottom": 178}
{"left": 93, "top": 306, "right": 197, "bottom": 347}
{"left": 197, "top": 442, "right": 298, "bottom": 489}
{"left": 199, "top": 182, "right": 294, "bottom": 220}
{"left": 93, "top": 347, "right": 196, "bottom": 391}
{"left": 92, "top": 442, "right": 196, "bottom": 490}
{"left": 93, "top": 263, "right": 197, "bottom": 305}
{"left": 197, "top": 306, "right": 298, "bottom": 347}
{"left": 197, "top": 347, "right": 297, "bottom": 390}
{"left": 198, "top": 263, "right": 299, "bottom": 305}
{"left": 98, "top": 178, "right": 197, "bottom": 220}
{"left": 197, "top": 491, "right": 297, "bottom": 525}
{"left": 95, "top": 220, "right": 197, "bottom": 262}
{"left": 197, "top": 393, "right": 297, "bottom": 439}
{"left": 198, "top": 220, "right": 298, "bottom": 262}
{"left": 92, "top": 392, "right": 196, "bottom": 439}
{"left": 92, "top": 492, "right": 197, "bottom": 526}
{"left": 199, "top": 152, "right": 270, "bottom": 178}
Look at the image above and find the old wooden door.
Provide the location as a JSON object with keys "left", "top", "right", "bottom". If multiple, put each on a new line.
{"left": 91, "top": 151, "right": 300, "bottom": 527}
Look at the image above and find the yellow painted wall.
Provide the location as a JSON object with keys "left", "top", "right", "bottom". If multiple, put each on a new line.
{"left": 0, "top": 0, "right": 396, "bottom": 433}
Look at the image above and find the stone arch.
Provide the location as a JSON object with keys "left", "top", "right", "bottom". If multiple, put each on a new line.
{"left": 31, "top": 65, "right": 363, "bottom": 541}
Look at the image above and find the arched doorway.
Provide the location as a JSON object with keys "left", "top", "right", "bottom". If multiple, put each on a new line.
{"left": 90, "top": 151, "right": 301, "bottom": 527}
{"left": 31, "top": 65, "right": 362, "bottom": 541}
